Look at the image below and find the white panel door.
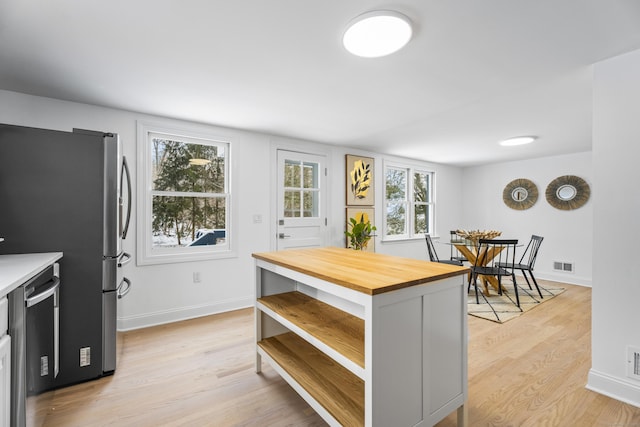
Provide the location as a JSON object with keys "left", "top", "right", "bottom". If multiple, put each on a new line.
{"left": 276, "top": 150, "right": 326, "bottom": 250}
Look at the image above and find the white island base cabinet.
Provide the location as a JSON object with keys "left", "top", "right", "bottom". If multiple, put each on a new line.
{"left": 253, "top": 247, "right": 469, "bottom": 427}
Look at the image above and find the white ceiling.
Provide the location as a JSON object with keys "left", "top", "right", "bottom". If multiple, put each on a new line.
{"left": 1, "top": 0, "right": 640, "bottom": 166}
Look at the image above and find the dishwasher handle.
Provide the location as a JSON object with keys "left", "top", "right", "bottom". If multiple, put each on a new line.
{"left": 26, "top": 277, "right": 61, "bottom": 308}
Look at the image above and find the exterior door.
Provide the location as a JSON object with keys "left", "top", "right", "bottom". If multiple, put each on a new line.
{"left": 276, "top": 150, "right": 326, "bottom": 250}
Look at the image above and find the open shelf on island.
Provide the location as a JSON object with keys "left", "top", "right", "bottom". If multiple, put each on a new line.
{"left": 257, "top": 291, "right": 364, "bottom": 369}
{"left": 258, "top": 332, "right": 364, "bottom": 426}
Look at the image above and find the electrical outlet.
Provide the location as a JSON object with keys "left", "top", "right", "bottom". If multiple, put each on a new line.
{"left": 628, "top": 346, "right": 640, "bottom": 381}
{"left": 80, "top": 347, "right": 91, "bottom": 367}
{"left": 193, "top": 272, "right": 201, "bottom": 283}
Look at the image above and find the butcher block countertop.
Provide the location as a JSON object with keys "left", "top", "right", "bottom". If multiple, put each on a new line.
{"left": 252, "top": 246, "right": 468, "bottom": 295}
{"left": 0, "top": 252, "right": 63, "bottom": 298}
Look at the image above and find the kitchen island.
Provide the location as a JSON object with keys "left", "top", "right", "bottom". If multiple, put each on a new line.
{"left": 253, "top": 247, "right": 469, "bottom": 427}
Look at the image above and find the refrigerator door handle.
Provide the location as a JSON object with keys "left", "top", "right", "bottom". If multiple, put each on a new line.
{"left": 26, "top": 277, "right": 61, "bottom": 308}
{"left": 120, "top": 156, "right": 132, "bottom": 240}
{"left": 117, "top": 251, "right": 132, "bottom": 267}
{"left": 117, "top": 277, "right": 131, "bottom": 299}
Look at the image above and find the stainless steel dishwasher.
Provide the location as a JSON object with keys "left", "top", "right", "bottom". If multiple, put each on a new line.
{"left": 9, "top": 263, "right": 60, "bottom": 427}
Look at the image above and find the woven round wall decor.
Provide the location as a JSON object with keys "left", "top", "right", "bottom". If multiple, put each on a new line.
{"left": 545, "top": 175, "right": 590, "bottom": 210}
{"left": 502, "top": 178, "right": 538, "bottom": 210}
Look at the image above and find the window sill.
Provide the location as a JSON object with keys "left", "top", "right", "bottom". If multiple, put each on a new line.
{"left": 136, "top": 248, "right": 237, "bottom": 266}
{"left": 381, "top": 235, "right": 432, "bottom": 244}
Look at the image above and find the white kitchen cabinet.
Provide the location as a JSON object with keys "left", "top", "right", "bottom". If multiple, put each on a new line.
{"left": 0, "top": 334, "right": 10, "bottom": 427}
{"left": 1, "top": 287, "right": 11, "bottom": 427}
{"left": 0, "top": 297, "right": 7, "bottom": 337}
{"left": 253, "top": 247, "right": 469, "bottom": 427}
{"left": 0, "top": 296, "right": 7, "bottom": 427}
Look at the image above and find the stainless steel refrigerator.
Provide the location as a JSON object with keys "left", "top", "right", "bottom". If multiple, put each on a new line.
{"left": 0, "top": 124, "right": 132, "bottom": 395}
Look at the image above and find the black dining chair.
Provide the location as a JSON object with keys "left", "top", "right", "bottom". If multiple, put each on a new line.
{"left": 496, "top": 235, "right": 544, "bottom": 299}
{"left": 469, "top": 239, "right": 520, "bottom": 307}
{"left": 449, "top": 230, "right": 468, "bottom": 263}
{"left": 425, "top": 234, "right": 463, "bottom": 266}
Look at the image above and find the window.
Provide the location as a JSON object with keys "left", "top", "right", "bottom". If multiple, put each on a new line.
{"left": 283, "top": 159, "right": 320, "bottom": 218}
{"left": 137, "top": 121, "right": 233, "bottom": 265}
{"left": 384, "top": 163, "right": 434, "bottom": 240}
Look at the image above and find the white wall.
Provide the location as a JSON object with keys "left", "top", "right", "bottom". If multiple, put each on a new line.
{"left": 461, "top": 152, "right": 593, "bottom": 286}
{"left": 0, "top": 89, "right": 463, "bottom": 330}
{"left": 588, "top": 49, "right": 640, "bottom": 407}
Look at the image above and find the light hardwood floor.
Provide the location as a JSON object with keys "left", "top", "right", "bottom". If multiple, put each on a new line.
{"left": 28, "top": 281, "right": 640, "bottom": 426}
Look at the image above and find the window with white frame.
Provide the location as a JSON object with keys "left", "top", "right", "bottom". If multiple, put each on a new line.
{"left": 137, "top": 121, "right": 233, "bottom": 265}
{"left": 384, "top": 163, "right": 434, "bottom": 239}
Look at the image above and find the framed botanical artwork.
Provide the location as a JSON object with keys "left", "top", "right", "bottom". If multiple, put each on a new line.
{"left": 346, "top": 154, "right": 374, "bottom": 206}
{"left": 345, "top": 207, "right": 376, "bottom": 252}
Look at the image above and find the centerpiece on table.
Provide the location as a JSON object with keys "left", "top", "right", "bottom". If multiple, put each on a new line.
{"left": 455, "top": 229, "right": 501, "bottom": 247}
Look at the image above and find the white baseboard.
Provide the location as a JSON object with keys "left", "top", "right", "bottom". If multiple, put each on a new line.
{"left": 532, "top": 271, "right": 592, "bottom": 287}
{"left": 587, "top": 369, "right": 640, "bottom": 409}
{"left": 117, "top": 296, "right": 254, "bottom": 331}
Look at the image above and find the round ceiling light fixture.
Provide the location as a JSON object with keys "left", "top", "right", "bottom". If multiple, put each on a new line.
{"left": 499, "top": 136, "right": 538, "bottom": 147}
{"left": 343, "top": 10, "right": 413, "bottom": 58}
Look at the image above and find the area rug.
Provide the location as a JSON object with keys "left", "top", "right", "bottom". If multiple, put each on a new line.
{"left": 467, "top": 282, "right": 565, "bottom": 323}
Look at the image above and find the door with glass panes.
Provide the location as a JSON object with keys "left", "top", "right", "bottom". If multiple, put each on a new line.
{"left": 276, "top": 150, "right": 326, "bottom": 250}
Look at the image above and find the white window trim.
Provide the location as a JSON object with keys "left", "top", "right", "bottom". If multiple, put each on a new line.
{"left": 382, "top": 160, "right": 435, "bottom": 242}
{"left": 136, "top": 120, "right": 237, "bottom": 265}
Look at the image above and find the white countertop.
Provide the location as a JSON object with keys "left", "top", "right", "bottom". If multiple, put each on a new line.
{"left": 0, "top": 252, "right": 63, "bottom": 298}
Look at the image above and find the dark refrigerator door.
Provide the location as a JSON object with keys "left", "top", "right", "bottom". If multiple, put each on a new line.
{"left": 73, "top": 128, "right": 121, "bottom": 258}
{"left": 102, "top": 290, "right": 117, "bottom": 373}
{"left": 102, "top": 132, "right": 121, "bottom": 258}
{"left": 0, "top": 124, "right": 108, "bottom": 386}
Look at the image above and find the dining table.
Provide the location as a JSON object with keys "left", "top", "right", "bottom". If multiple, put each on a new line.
{"left": 449, "top": 230, "right": 508, "bottom": 296}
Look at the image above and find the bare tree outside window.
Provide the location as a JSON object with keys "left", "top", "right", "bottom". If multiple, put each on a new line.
{"left": 151, "top": 137, "right": 227, "bottom": 248}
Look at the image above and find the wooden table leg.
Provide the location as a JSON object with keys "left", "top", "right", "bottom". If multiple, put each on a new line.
{"left": 455, "top": 244, "right": 507, "bottom": 296}
{"left": 481, "top": 275, "right": 507, "bottom": 295}
{"left": 479, "top": 275, "right": 491, "bottom": 295}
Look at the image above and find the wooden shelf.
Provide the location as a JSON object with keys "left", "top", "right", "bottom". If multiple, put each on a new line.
{"left": 257, "top": 291, "right": 364, "bottom": 369}
{"left": 258, "top": 332, "right": 364, "bottom": 427}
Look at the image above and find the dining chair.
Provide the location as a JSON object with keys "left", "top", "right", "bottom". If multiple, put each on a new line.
{"left": 496, "top": 235, "right": 544, "bottom": 299}
{"left": 449, "top": 230, "right": 468, "bottom": 263}
{"left": 468, "top": 239, "right": 520, "bottom": 307}
{"left": 425, "top": 234, "right": 464, "bottom": 266}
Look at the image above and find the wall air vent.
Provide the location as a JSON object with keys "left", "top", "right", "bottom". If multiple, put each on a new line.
{"left": 553, "top": 261, "right": 574, "bottom": 273}
{"left": 628, "top": 346, "right": 640, "bottom": 381}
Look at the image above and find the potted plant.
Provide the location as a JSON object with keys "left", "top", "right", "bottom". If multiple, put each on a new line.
{"left": 345, "top": 214, "right": 377, "bottom": 251}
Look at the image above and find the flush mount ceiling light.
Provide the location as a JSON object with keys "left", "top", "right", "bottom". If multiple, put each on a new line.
{"left": 499, "top": 136, "right": 538, "bottom": 147}
{"left": 189, "top": 158, "right": 211, "bottom": 166}
{"left": 343, "top": 10, "right": 413, "bottom": 58}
